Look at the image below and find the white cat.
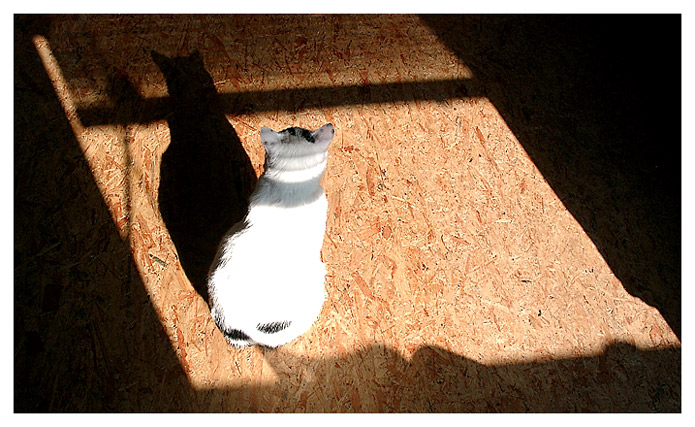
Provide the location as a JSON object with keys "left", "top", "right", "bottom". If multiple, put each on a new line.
{"left": 207, "top": 123, "right": 334, "bottom": 348}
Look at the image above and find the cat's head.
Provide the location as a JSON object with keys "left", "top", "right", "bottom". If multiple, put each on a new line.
{"left": 260, "top": 123, "right": 334, "bottom": 168}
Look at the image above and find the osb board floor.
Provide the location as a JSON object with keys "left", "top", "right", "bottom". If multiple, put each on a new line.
{"left": 14, "top": 15, "right": 680, "bottom": 412}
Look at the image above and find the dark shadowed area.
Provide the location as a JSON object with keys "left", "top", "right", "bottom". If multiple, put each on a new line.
{"left": 421, "top": 15, "right": 681, "bottom": 337}
{"left": 14, "top": 14, "right": 680, "bottom": 412}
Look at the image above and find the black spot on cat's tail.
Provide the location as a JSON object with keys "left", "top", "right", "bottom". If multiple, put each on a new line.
{"left": 257, "top": 321, "right": 292, "bottom": 334}
{"left": 224, "top": 328, "right": 251, "bottom": 340}
{"left": 220, "top": 327, "right": 254, "bottom": 347}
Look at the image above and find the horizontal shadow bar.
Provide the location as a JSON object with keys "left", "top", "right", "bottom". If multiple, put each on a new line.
{"left": 76, "top": 77, "right": 481, "bottom": 127}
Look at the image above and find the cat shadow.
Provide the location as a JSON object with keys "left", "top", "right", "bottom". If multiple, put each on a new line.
{"left": 152, "top": 50, "right": 257, "bottom": 301}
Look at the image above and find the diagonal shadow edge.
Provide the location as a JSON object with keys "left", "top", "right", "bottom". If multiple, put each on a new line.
{"left": 15, "top": 17, "right": 193, "bottom": 411}
{"left": 420, "top": 14, "right": 682, "bottom": 339}
{"left": 75, "top": 78, "right": 481, "bottom": 126}
{"left": 14, "top": 15, "right": 680, "bottom": 412}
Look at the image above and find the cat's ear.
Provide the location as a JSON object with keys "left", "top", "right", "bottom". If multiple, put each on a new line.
{"left": 190, "top": 49, "right": 204, "bottom": 64}
{"left": 312, "top": 123, "right": 335, "bottom": 149}
{"left": 260, "top": 126, "right": 282, "bottom": 148}
{"left": 150, "top": 50, "right": 170, "bottom": 70}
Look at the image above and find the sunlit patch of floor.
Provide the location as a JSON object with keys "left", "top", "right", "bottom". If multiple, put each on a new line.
{"left": 20, "top": 14, "right": 679, "bottom": 411}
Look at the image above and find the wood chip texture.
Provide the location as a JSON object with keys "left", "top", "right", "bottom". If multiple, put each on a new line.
{"left": 14, "top": 15, "right": 680, "bottom": 412}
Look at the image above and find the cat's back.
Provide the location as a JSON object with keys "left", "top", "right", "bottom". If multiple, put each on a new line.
{"left": 209, "top": 198, "right": 327, "bottom": 282}
{"left": 218, "top": 207, "right": 325, "bottom": 270}
{"left": 208, "top": 211, "right": 326, "bottom": 326}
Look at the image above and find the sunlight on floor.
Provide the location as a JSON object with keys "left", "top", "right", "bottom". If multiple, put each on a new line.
{"left": 30, "top": 15, "right": 679, "bottom": 400}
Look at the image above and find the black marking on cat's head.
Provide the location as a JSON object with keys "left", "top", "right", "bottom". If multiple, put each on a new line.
{"left": 257, "top": 321, "right": 292, "bottom": 334}
{"left": 260, "top": 123, "right": 334, "bottom": 152}
{"left": 281, "top": 127, "right": 315, "bottom": 143}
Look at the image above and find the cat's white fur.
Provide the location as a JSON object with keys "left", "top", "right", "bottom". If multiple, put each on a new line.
{"left": 207, "top": 123, "right": 334, "bottom": 348}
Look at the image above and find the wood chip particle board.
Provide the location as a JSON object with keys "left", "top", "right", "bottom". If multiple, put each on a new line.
{"left": 15, "top": 15, "right": 679, "bottom": 412}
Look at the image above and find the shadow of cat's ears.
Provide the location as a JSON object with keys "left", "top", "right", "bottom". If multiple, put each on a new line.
{"left": 151, "top": 49, "right": 204, "bottom": 66}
